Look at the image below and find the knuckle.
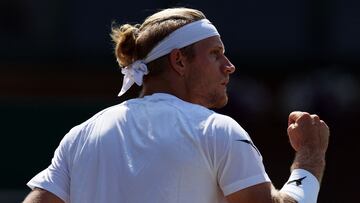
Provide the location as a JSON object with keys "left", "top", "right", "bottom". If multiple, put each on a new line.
{"left": 289, "top": 111, "right": 302, "bottom": 117}
{"left": 311, "top": 114, "right": 319, "bottom": 119}
{"left": 298, "top": 113, "right": 311, "bottom": 122}
{"left": 320, "top": 120, "right": 328, "bottom": 127}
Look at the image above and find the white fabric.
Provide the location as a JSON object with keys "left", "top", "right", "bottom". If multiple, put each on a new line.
{"left": 118, "top": 19, "right": 220, "bottom": 96}
{"left": 144, "top": 19, "right": 219, "bottom": 63}
{"left": 118, "top": 61, "right": 149, "bottom": 96}
{"left": 280, "top": 169, "right": 320, "bottom": 203}
{"left": 27, "top": 93, "right": 270, "bottom": 203}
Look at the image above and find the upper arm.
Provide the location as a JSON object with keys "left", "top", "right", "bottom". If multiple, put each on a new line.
{"left": 23, "top": 188, "right": 65, "bottom": 203}
{"left": 226, "top": 182, "right": 297, "bottom": 203}
{"left": 213, "top": 118, "right": 271, "bottom": 196}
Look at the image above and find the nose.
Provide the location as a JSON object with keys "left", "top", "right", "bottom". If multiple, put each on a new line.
{"left": 223, "top": 56, "right": 236, "bottom": 74}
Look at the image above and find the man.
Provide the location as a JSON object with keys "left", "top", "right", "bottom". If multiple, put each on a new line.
{"left": 23, "top": 7, "right": 329, "bottom": 203}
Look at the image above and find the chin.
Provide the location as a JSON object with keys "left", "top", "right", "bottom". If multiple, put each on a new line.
{"left": 212, "top": 94, "right": 228, "bottom": 109}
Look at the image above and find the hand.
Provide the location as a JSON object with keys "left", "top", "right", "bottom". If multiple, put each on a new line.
{"left": 287, "top": 111, "right": 329, "bottom": 154}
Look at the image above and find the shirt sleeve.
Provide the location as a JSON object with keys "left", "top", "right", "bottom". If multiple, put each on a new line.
{"left": 27, "top": 125, "right": 81, "bottom": 203}
{"left": 210, "top": 115, "right": 271, "bottom": 196}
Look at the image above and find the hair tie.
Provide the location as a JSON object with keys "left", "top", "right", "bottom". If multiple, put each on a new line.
{"left": 118, "top": 61, "right": 149, "bottom": 96}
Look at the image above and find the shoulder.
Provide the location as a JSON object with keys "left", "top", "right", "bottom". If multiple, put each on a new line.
{"left": 205, "top": 113, "right": 248, "bottom": 139}
{"left": 61, "top": 102, "right": 127, "bottom": 143}
{"left": 198, "top": 113, "right": 251, "bottom": 155}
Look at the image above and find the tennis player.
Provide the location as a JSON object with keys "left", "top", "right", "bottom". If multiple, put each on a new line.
{"left": 23, "top": 7, "right": 329, "bottom": 203}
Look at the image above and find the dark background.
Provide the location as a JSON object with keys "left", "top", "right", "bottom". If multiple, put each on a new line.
{"left": 1, "top": 0, "right": 359, "bottom": 202}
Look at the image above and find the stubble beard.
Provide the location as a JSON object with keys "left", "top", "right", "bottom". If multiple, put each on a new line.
{"left": 207, "top": 89, "right": 228, "bottom": 109}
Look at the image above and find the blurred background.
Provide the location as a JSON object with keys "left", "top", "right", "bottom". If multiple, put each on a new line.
{"left": 1, "top": 0, "right": 359, "bottom": 202}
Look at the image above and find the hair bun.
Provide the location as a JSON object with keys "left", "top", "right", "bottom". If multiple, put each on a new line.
{"left": 111, "top": 24, "right": 139, "bottom": 67}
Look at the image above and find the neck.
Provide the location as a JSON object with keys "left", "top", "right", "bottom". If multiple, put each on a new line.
{"left": 141, "top": 73, "right": 190, "bottom": 101}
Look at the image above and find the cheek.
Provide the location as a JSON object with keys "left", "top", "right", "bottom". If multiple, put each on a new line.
{"left": 186, "top": 59, "right": 221, "bottom": 90}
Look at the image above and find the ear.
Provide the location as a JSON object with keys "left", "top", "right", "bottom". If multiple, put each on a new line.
{"left": 169, "top": 49, "right": 186, "bottom": 76}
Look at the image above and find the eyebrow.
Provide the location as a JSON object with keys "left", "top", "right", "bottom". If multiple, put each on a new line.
{"left": 212, "top": 45, "right": 225, "bottom": 53}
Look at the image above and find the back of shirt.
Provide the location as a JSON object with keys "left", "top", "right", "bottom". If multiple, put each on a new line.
{"left": 27, "top": 93, "right": 270, "bottom": 203}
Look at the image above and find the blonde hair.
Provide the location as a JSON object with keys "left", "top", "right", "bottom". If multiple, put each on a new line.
{"left": 111, "top": 8, "right": 206, "bottom": 70}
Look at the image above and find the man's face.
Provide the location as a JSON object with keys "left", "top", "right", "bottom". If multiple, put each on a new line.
{"left": 184, "top": 36, "right": 236, "bottom": 109}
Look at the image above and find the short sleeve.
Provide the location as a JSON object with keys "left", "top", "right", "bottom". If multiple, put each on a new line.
{"left": 210, "top": 115, "right": 271, "bottom": 196}
{"left": 27, "top": 126, "right": 81, "bottom": 203}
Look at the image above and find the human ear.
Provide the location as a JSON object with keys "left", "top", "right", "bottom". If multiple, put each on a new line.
{"left": 169, "top": 49, "right": 186, "bottom": 76}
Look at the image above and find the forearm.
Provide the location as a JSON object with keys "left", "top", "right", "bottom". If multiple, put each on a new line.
{"left": 290, "top": 148, "right": 326, "bottom": 183}
{"left": 272, "top": 146, "right": 326, "bottom": 203}
{"left": 274, "top": 149, "right": 325, "bottom": 203}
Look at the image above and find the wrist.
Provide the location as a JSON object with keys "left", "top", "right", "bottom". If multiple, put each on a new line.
{"left": 280, "top": 169, "right": 320, "bottom": 203}
{"left": 291, "top": 149, "right": 326, "bottom": 182}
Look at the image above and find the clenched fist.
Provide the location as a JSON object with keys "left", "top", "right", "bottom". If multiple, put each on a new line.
{"left": 287, "top": 111, "right": 329, "bottom": 154}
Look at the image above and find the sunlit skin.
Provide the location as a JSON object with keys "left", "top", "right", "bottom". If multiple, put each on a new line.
{"left": 183, "top": 36, "right": 236, "bottom": 108}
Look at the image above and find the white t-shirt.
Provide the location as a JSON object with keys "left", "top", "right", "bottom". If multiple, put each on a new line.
{"left": 28, "top": 93, "right": 270, "bottom": 203}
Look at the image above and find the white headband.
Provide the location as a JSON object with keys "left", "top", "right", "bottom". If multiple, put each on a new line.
{"left": 118, "top": 19, "right": 220, "bottom": 96}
